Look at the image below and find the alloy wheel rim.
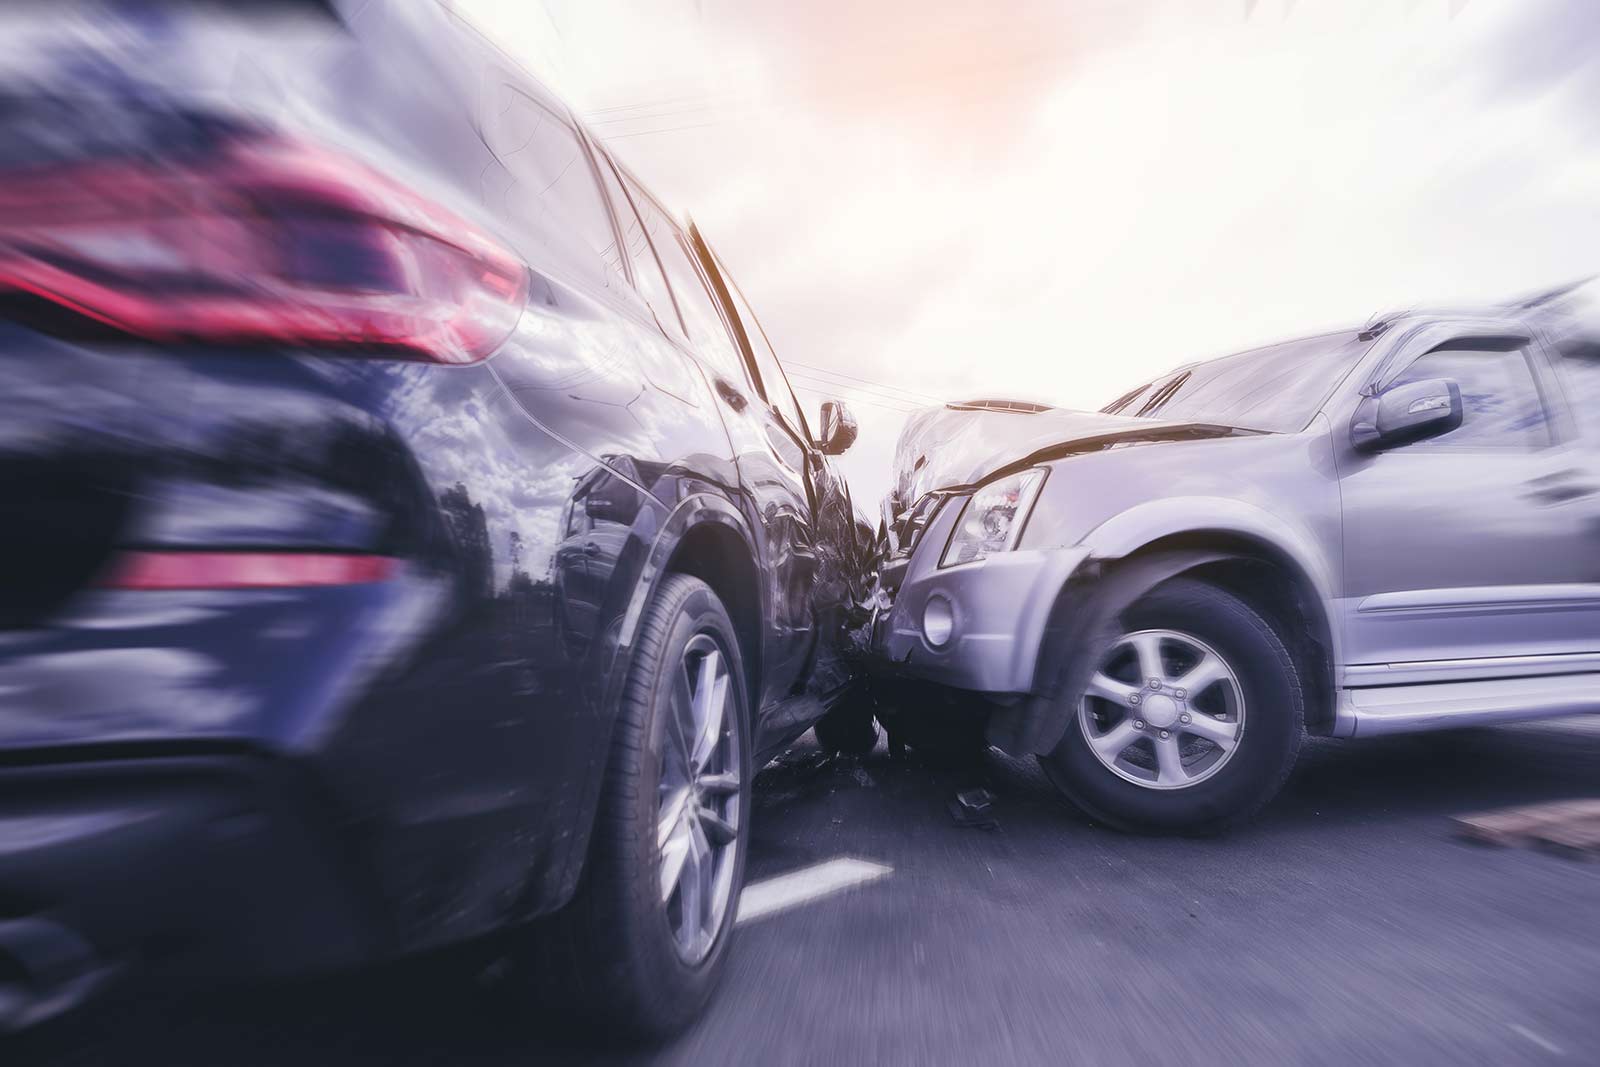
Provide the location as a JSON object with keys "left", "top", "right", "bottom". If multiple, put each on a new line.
{"left": 657, "top": 632, "right": 742, "bottom": 964}
{"left": 1077, "top": 628, "right": 1246, "bottom": 791}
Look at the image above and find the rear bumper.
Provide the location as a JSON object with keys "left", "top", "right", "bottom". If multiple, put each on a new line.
{"left": 0, "top": 754, "right": 381, "bottom": 1005}
{"left": 876, "top": 544, "right": 1090, "bottom": 694}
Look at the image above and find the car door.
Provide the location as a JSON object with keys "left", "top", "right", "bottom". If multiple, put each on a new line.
{"left": 679, "top": 226, "right": 826, "bottom": 724}
{"left": 603, "top": 178, "right": 817, "bottom": 723}
{"left": 696, "top": 234, "right": 865, "bottom": 701}
{"left": 1336, "top": 329, "right": 1600, "bottom": 672}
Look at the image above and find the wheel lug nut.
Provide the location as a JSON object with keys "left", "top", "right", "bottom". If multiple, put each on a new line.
{"left": 1129, "top": 693, "right": 1142, "bottom": 705}
{"left": 1133, "top": 720, "right": 1145, "bottom": 730}
{"left": 1159, "top": 730, "right": 1170, "bottom": 739}
{"left": 1148, "top": 679, "right": 1161, "bottom": 689}
{"left": 1180, "top": 713, "right": 1191, "bottom": 724}
{"left": 1175, "top": 688, "right": 1187, "bottom": 699}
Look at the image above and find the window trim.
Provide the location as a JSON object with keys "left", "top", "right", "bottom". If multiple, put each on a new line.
{"left": 686, "top": 225, "right": 813, "bottom": 447}
{"left": 719, "top": 260, "right": 813, "bottom": 444}
{"left": 588, "top": 141, "right": 693, "bottom": 341}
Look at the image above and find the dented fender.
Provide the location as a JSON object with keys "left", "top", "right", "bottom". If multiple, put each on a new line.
{"left": 985, "top": 548, "right": 1234, "bottom": 756}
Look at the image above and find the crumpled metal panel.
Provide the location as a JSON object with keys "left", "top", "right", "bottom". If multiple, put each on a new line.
{"left": 890, "top": 404, "right": 1197, "bottom": 513}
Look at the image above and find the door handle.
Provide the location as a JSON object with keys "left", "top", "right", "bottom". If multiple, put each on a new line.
{"left": 582, "top": 542, "right": 601, "bottom": 557}
{"left": 1526, "top": 469, "right": 1599, "bottom": 504}
{"left": 1527, "top": 483, "right": 1598, "bottom": 504}
{"left": 714, "top": 379, "right": 747, "bottom": 411}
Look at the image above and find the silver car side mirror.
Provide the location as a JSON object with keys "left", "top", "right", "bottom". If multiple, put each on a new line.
{"left": 1351, "top": 377, "right": 1463, "bottom": 452}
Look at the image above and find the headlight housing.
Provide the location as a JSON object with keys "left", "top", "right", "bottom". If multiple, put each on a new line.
{"left": 940, "top": 468, "right": 1047, "bottom": 567}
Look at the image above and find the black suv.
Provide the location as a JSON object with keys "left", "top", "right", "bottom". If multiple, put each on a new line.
{"left": 0, "top": 0, "right": 866, "bottom": 1038}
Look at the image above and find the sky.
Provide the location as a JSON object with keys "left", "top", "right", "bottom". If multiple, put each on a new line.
{"left": 455, "top": 0, "right": 1600, "bottom": 505}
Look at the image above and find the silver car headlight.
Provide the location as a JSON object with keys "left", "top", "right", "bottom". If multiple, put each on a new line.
{"left": 940, "top": 468, "right": 1047, "bottom": 567}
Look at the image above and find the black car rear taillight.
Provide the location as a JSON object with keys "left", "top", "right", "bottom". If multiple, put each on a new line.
{"left": 0, "top": 134, "right": 528, "bottom": 364}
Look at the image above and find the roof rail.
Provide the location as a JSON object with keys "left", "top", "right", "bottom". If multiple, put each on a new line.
{"left": 1509, "top": 274, "right": 1598, "bottom": 310}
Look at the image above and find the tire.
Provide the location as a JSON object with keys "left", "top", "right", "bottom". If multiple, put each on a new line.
{"left": 1039, "top": 577, "right": 1303, "bottom": 835}
{"left": 877, "top": 682, "right": 990, "bottom": 769}
{"left": 526, "top": 573, "right": 752, "bottom": 1041}
{"left": 813, "top": 693, "right": 879, "bottom": 756}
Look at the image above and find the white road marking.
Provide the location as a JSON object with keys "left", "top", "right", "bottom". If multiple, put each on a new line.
{"left": 1510, "top": 1023, "right": 1564, "bottom": 1056}
{"left": 735, "top": 857, "right": 893, "bottom": 925}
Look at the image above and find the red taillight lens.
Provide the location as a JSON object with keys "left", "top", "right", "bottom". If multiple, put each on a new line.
{"left": 98, "top": 551, "right": 398, "bottom": 590}
{"left": 0, "top": 136, "right": 527, "bottom": 364}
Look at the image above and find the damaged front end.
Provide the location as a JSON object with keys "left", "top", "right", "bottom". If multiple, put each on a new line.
{"left": 864, "top": 398, "right": 1251, "bottom": 757}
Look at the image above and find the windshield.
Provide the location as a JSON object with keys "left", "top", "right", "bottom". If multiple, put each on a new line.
{"left": 1101, "top": 330, "right": 1374, "bottom": 432}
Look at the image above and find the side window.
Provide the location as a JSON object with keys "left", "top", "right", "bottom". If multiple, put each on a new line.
{"left": 630, "top": 184, "right": 749, "bottom": 385}
{"left": 1390, "top": 346, "right": 1551, "bottom": 449}
{"left": 561, "top": 498, "right": 588, "bottom": 539}
{"left": 1555, "top": 337, "right": 1600, "bottom": 440}
{"left": 720, "top": 264, "right": 810, "bottom": 440}
{"left": 487, "top": 85, "right": 623, "bottom": 283}
{"left": 591, "top": 149, "right": 686, "bottom": 340}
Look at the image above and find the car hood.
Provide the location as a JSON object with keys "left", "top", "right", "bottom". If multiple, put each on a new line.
{"left": 890, "top": 404, "right": 1245, "bottom": 509}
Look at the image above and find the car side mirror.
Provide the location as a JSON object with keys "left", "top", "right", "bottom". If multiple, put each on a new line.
{"left": 1351, "top": 377, "right": 1463, "bottom": 452}
{"left": 815, "top": 399, "right": 858, "bottom": 455}
{"left": 582, "top": 470, "right": 642, "bottom": 526}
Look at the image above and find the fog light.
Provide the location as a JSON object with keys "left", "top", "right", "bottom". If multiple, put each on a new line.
{"left": 923, "top": 595, "right": 955, "bottom": 647}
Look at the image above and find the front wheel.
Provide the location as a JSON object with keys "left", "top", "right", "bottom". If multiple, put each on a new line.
{"left": 1039, "top": 578, "right": 1303, "bottom": 834}
{"left": 526, "top": 573, "right": 751, "bottom": 1040}
{"left": 813, "top": 691, "right": 879, "bottom": 756}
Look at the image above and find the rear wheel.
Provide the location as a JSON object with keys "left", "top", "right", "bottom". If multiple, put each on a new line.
{"left": 1040, "top": 578, "right": 1302, "bottom": 834}
{"left": 527, "top": 573, "right": 750, "bottom": 1040}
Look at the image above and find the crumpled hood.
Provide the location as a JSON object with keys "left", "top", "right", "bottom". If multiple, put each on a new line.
{"left": 890, "top": 404, "right": 1235, "bottom": 509}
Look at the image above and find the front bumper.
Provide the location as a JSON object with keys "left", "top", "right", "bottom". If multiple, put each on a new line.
{"left": 0, "top": 753, "right": 381, "bottom": 1023}
{"left": 876, "top": 539, "right": 1090, "bottom": 694}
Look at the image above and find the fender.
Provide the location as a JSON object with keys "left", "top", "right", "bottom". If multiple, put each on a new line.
{"left": 1080, "top": 495, "right": 1342, "bottom": 685}
{"left": 988, "top": 498, "right": 1342, "bottom": 757}
{"left": 533, "top": 488, "right": 761, "bottom": 917}
{"left": 1080, "top": 495, "right": 1338, "bottom": 609}
{"left": 989, "top": 549, "right": 1227, "bottom": 756}
{"left": 618, "top": 490, "right": 765, "bottom": 655}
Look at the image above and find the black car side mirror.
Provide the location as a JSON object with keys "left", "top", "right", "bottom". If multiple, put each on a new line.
{"left": 1351, "top": 377, "right": 1463, "bottom": 452}
{"left": 816, "top": 400, "right": 859, "bottom": 455}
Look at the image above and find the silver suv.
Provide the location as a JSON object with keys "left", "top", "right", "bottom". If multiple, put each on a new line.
{"left": 870, "top": 288, "right": 1600, "bottom": 832}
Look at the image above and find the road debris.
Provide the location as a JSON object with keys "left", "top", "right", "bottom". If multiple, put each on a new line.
{"left": 1453, "top": 798, "right": 1600, "bottom": 859}
{"left": 948, "top": 787, "right": 999, "bottom": 830}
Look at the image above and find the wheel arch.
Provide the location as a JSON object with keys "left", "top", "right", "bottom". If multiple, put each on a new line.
{"left": 657, "top": 520, "right": 763, "bottom": 715}
{"left": 996, "top": 506, "right": 1340, "bottom": 755}
{"left": 619, "top": 491, "right": 765, "bottom": 726}
{"left": 538, "top": 492, "right": 764, "bottom": 918}
{"left": 1101, "top": 531, "right": 1338, "bottom": 735}
{"left": 1077, "top": 496, "right": 1340, "bottom": 715}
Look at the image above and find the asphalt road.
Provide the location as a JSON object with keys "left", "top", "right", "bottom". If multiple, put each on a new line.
{"left": 14, "top": 716, "right": 1600, "bottom": 1066}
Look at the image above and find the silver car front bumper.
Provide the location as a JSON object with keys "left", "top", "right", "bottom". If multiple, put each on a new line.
{"left": 877, "top": 534, "right": 1091, "bottom": 693}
